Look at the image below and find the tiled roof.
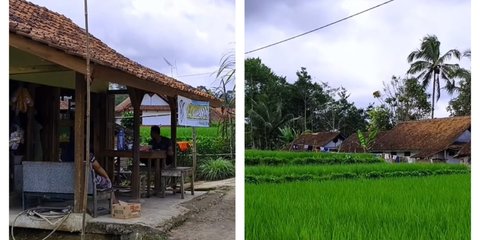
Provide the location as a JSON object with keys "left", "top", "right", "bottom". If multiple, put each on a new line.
{"left": 9, "top": 0, "right": 219, "bottom": 104}
{"left": 210, "top": 107, "right": 235, "bottom": 122}
{"left": 373, "top": 116, "right": 471, "bottom": 157}
{"left": 115, "top": 97, "right": 170, "bottom": 113}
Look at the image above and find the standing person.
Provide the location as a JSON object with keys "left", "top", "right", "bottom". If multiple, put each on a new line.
{"left": 149, "top": 125, "right": 174, "bottom": 167}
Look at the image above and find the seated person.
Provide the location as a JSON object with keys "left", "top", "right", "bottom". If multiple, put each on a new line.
{"left": 90, "top": 153, "right": 112, "bottom": 190}
{"left": 148, "top": 125, "right": 174, "bottom": 167}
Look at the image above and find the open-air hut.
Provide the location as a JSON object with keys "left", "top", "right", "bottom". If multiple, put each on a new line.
{"left": 9, "top": 0, "right": 220, "bottom": 214}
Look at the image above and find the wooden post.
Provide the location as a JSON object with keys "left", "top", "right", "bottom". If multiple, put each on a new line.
{"left": 74, "top": 73, "right": 86, "bottom": 213}
{"left": 105, "top": 94, "right": 115, "bottom": 179}
{"left": 191, "top": 127, "right": 197, "bottom": 194}
{"left": 49, "top": 88, "right": 60, "bottom": 162}
{"left": 168, "top": 96, "right": 177, "bottom": 167}
{"left": 128, "top": 87, "right": 143, "bottom": 200}
{"left": 25, "top": 85, "right": 35, "bottom": 161}
{"left": 92, "top": 93, "right": 101, "bottom": 163}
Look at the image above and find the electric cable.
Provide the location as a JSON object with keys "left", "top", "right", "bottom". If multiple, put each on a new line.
{"left": 245, "top": 0, "right": 395, "bottom": 54}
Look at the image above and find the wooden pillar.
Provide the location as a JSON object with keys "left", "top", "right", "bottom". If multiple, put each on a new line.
{"left": 49, "top": 88, "right": 60, "bottom": 162}
{"left": 25, "top": 85, "right": 35, "bottom": 161}
{"left": 168, "top": 96, "right": 177, "bottom": 167}
{"left": 128, "top": 87, "right": 144, "bottom": 200}
{"left": 92, "top": 93, "right": 101, "bottom": 164}
{"left": 74, "top": 73, "right": 86, "bottom": 213}
{"left": 105, "top": 94, "right": 115, "bottom": 178}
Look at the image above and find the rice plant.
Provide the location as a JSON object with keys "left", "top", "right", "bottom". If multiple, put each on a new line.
{"left": 246, "top": 174, "right": 470, "bottom": 240}
{"left": 246, "top": 163, "right": 470, "bottom": 183}
{"left": 245, "top": 150, "right": 383, "bottom": 165}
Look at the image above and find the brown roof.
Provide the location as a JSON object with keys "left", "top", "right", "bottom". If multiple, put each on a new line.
{"left": 9, "top": 0, "right": 219, "bottom": 105}
{"left": 373, "top": 116, "right": 471, "bottom": 157}
{"left": 292, "top": 132, "right": 344, "bottom": 147}
{"left": 210, "top": 107, "right": 235, "bottom": 122}
{"left": 115, "top": 97, "right": 170, "bottom": 113}
{"left": 454, "top": 142, "right": 471, "bottom": 158}
{"left": 338, "top": 131, "right": 388, "bottom": 153}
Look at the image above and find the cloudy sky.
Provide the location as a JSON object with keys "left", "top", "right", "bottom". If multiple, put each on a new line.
{"left": 27, "top": 0, "right": 235, "bottom": 92}
{"left": 245, "top": 0, "right": 471, "bottom": 117}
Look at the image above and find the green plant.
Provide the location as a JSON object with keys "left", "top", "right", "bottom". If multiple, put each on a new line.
{"left": 246, "top": 174, "right": 470, "bottom": 239}
{"left": 121, "top": 111, "right": 134, "bottom": 129}
{"left": 245, "top": 163, "right": 469, "bottom": 184}
{"left": 199, "top": 158, "right": 235, "bottom": 180}
{"left": 245, "top": 150, "right": 383, "bottom": 165}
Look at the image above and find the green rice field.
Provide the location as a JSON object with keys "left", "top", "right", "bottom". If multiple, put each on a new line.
{"left": 245, "top": 150, "right": 383, "bottom": 165}
{"left": 246, "top": 163, "right": 470, "bottom": 183}
{"left": 246, "top": 174, "right": 470, "bottom": 240}
{"left": 140, "top": 126, "right": 220, "bottom": 142}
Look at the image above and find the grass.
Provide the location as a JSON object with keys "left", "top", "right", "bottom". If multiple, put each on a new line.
{"left": 245, "top": 163, "right": 470, "bottom": 183}
{"left": 246, "top": 174, "right": 470, "bottom": 240}
{"left": 198, "top": 158, "right": 235, "bottom": 180}
{"left": 245, "top": 150, "right": 383, "bottom": 165}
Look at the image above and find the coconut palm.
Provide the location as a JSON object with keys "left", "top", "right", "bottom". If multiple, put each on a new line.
{"left": 248, "top": 99, "right": 295, "bottom": 149}
{"left": 407, "top": 34, "right": 461, "bottom": 119}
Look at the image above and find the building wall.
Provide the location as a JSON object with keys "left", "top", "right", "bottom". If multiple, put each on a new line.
{"left": 455, "top": 130, "right": 471, "bottom": 143}
{"left": 141, "top": 94, "right": 168, "bottom": 106}
{"left": 381, "top": 150, "right": 419, "bottom": 163}
{"left": 324, "top": 139, "right": 343, "bottom": 150}
{"left": 142, "top": 111, "right": 171, "bottom": 126}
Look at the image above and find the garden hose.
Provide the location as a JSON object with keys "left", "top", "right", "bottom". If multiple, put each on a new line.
{"left": 10, "top": 206, "right": 72, "bottom": 240}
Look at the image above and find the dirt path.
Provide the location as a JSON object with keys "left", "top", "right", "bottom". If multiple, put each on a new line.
{"left": 167, "top": 186, "right": 235, "bottom": 240}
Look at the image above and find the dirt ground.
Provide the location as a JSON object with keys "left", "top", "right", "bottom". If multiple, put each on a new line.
{"left": 167, "top": 186, "right": 235, "bottom": 240}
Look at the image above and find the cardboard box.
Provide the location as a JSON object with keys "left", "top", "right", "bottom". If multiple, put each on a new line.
{"left": 112, "top": 201, "right": 141, "bottom": 219}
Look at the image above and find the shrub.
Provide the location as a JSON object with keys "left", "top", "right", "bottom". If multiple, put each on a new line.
{"left": 198, "top": 158, "right": 235, "bottom": 181}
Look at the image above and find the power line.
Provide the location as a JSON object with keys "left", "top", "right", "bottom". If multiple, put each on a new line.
{"left": 176, "top": 72, "right": 215, "bottom": 78}
{"left": 245, "top": 0, "right": 395, "bottom": 54}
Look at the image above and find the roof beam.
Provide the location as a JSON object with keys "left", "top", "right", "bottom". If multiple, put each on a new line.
{"left": 10, "top": 65, "right": 70, "bottom": 75}
{"left": 10, "top": 33, "right": 221, "bottom": 107}
{"left": 10, "top": 33, "right": 87, "bottom": 74}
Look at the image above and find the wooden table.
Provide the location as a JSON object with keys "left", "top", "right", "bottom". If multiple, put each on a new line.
{"left": 102, "top": 149, "right": 166, "bottom": 197}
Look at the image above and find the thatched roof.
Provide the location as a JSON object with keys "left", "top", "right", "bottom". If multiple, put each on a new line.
{"left": 291, "top": 132, "right": 344, "bottom": 147}
{"left": 9, "top": 0, "right": 220, "bottom": 105}
{"left": 338, "top": 131, "right": 388, "bottom": 153}
{"left": 373, "top": 116, "right": 471, "bottom": 158}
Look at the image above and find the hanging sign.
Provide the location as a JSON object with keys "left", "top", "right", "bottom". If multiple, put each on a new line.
{"left": 177, "top": 95, "right": 210, "bottom": 127}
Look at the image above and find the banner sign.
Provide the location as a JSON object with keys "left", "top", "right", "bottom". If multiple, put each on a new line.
{"left": 177, "top": 95, "right": 210, "bottom": 127}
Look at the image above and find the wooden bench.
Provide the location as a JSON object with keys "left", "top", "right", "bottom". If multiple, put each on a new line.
{"left": 22, "top": 161, "right": 113, "bottom": 217}
{"left": 161, "top": 167, "right": 194, "bottom": 199}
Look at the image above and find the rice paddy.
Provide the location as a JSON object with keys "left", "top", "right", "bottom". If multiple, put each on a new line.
{"left": 246, "top": 174, "right": 470, "bottom": 240}
{"left": 245, "top": 150, "right": 470, "bottom": 240}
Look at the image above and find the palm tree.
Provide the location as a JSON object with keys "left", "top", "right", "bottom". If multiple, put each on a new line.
{"left": 407, "top": 34, "right": 461, "bottom": 119}
{"left": 248, "top": 99, "right": 295, "bottom": 149}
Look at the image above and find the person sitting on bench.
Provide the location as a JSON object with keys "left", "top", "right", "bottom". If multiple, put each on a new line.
{"left": 90, "top": 153, "right": 112, "bottom": 191}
